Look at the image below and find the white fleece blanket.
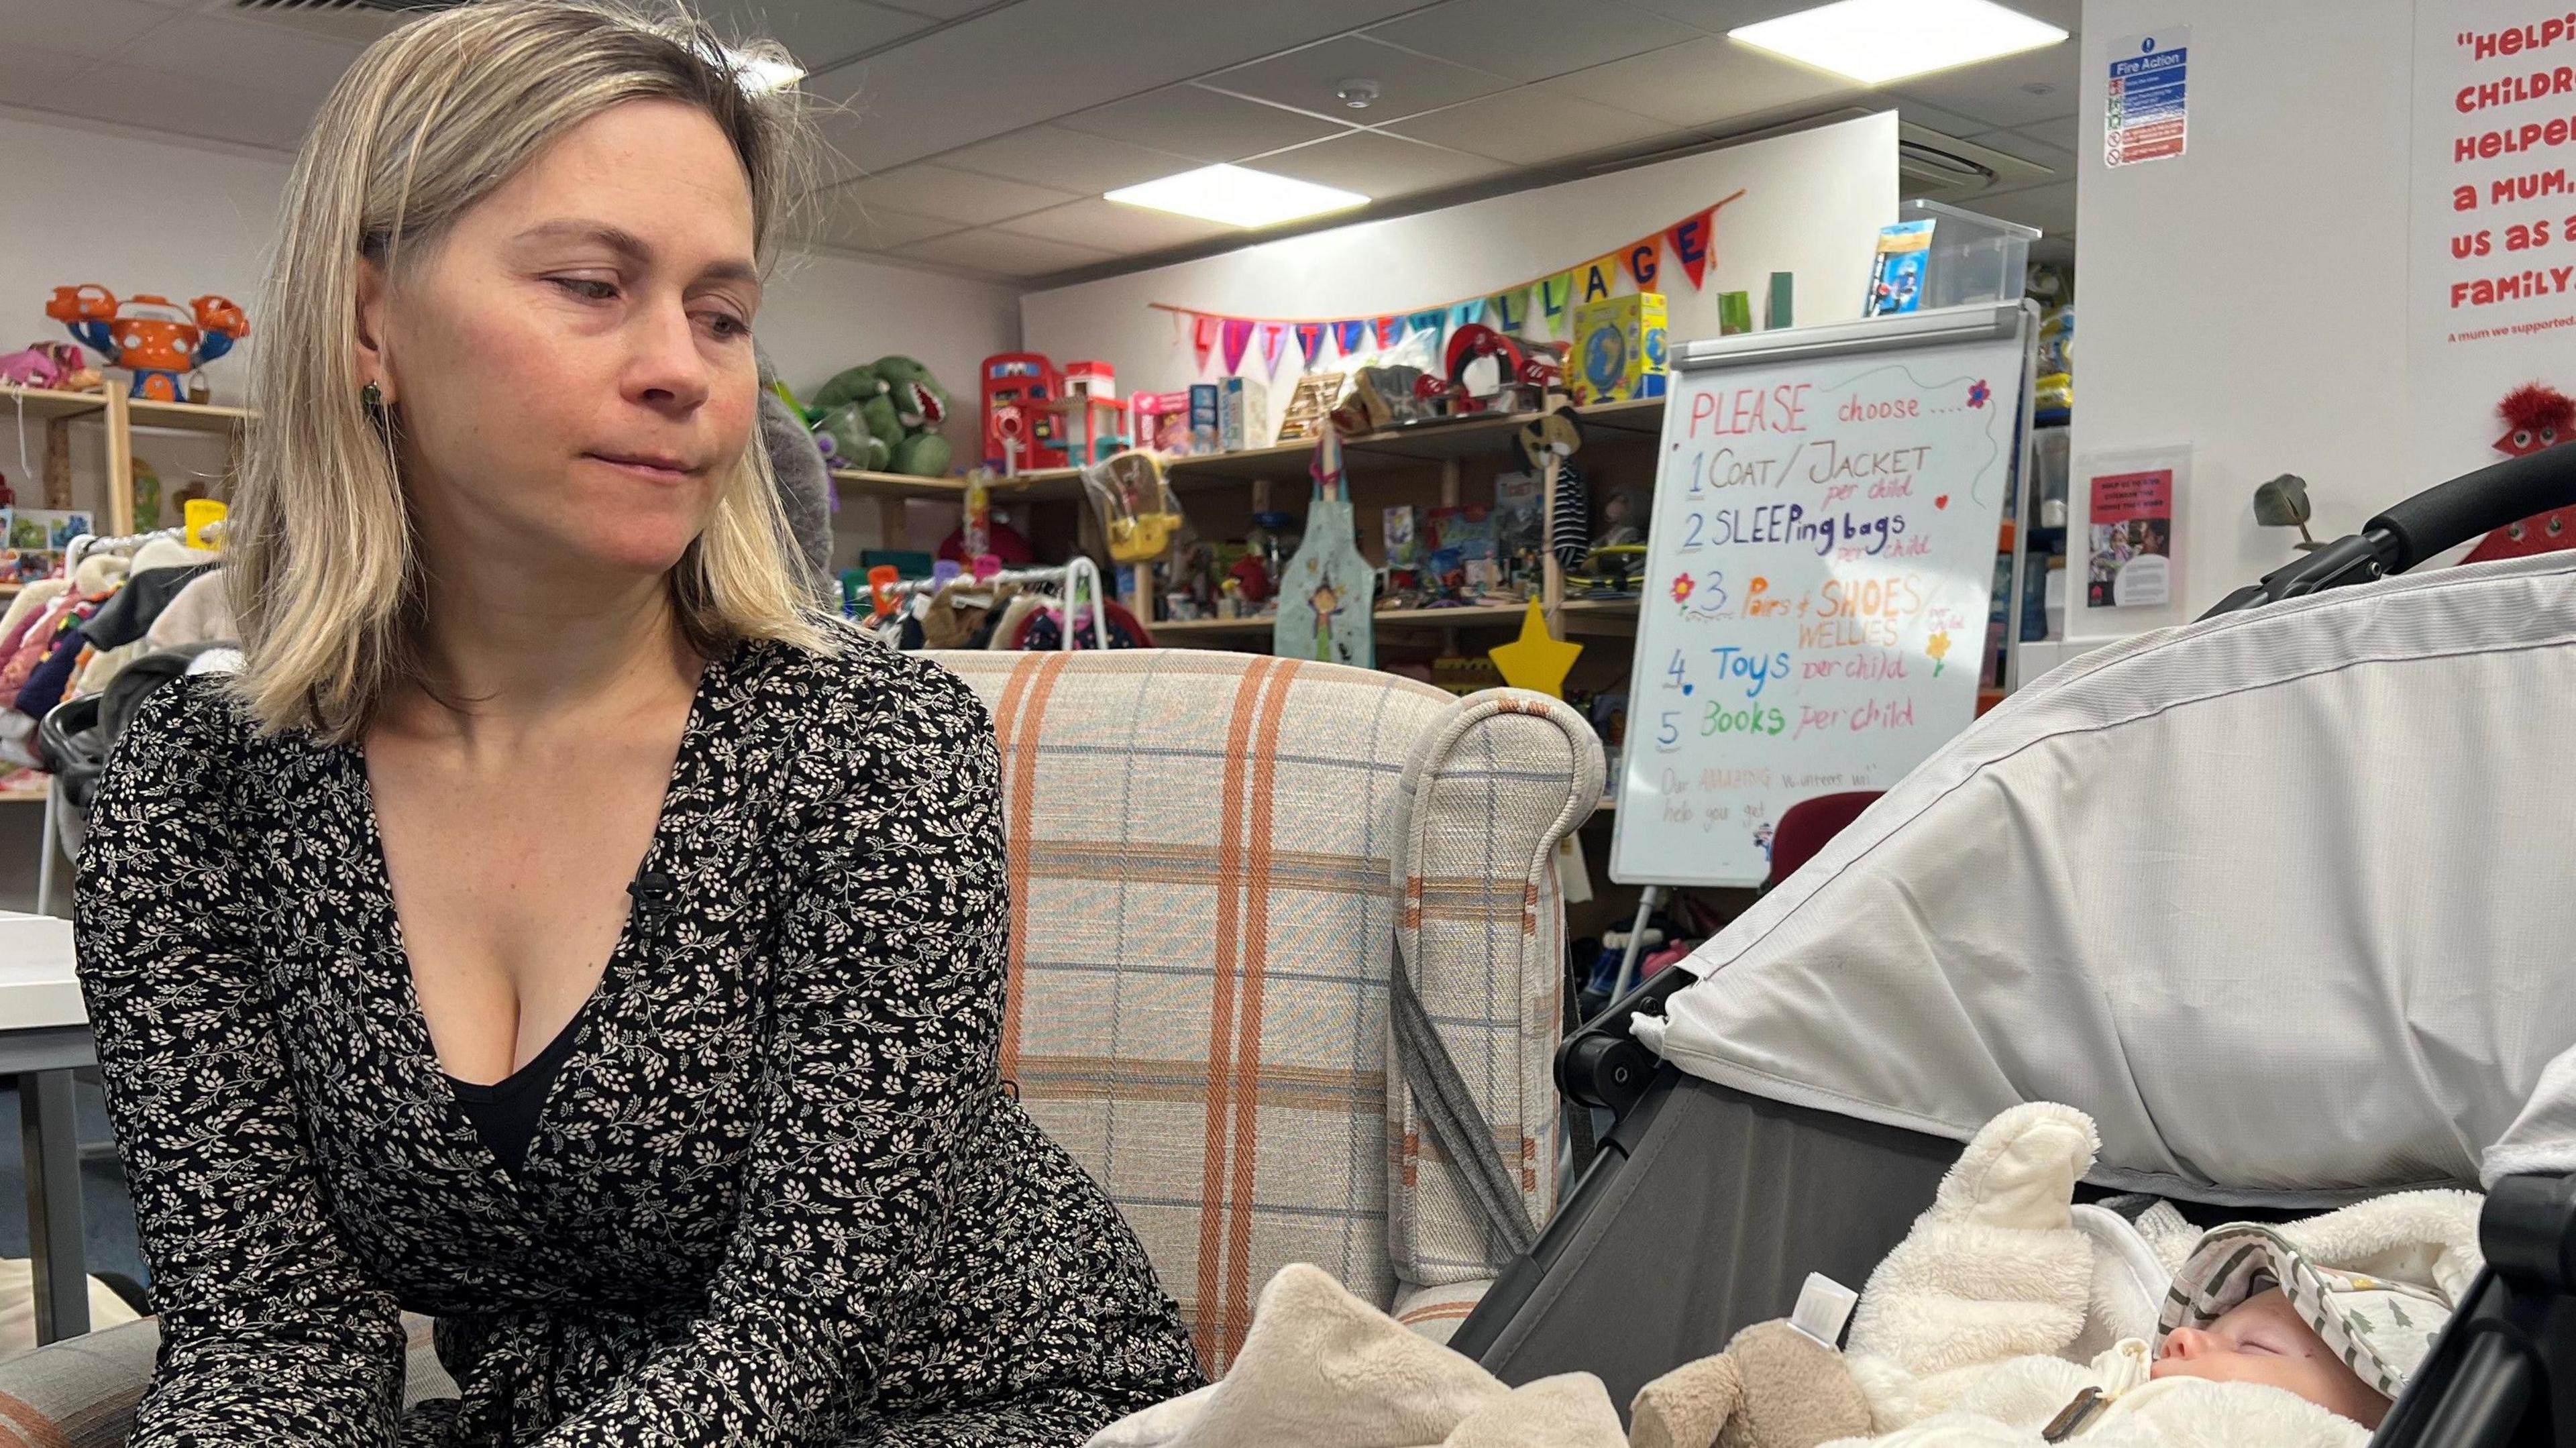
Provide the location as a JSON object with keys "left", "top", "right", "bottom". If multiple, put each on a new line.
{"left": 1830, "top": 1103, "right": 2477, "bottom": 1445}
{"left": 1084, "top": 1264, "right": 1627, "bottom": 1448}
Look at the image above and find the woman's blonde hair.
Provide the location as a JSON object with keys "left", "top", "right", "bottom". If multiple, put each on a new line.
{"left": 230, "top": 0, "right": 831, "bottom": 742}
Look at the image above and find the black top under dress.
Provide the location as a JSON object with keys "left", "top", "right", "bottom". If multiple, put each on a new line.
{"left": 71, "top": 627, "right": 1203, "bottom": 1446}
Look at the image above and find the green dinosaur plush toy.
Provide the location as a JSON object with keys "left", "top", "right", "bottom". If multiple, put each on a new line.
{"left": 870, "top": 355, "right": 954, "bottom": 478}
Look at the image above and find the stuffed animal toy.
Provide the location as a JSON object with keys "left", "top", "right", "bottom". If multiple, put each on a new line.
{"left": 808, "top": 357, "right": 954, "bottom": 477}
{"left": 2462, "top": 382, "right": 2576, "bottom": 562}
{"left": 872, "top": 355, "right": 953, "bottom": 477}
{"left": 1630, "top": 1319, "right": 1874, "bottom": 1448}
{"left": 0, "top": 342, "right": 97, "bottom": 391}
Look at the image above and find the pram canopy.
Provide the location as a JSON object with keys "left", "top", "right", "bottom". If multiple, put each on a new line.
{"left": 1634, "top": 547, "right": 2576, "bottom": 1209}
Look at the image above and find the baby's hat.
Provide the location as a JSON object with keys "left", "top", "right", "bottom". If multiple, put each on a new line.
{"left": 2155, "top": 1188, "right": 2485, "bottom": 1398}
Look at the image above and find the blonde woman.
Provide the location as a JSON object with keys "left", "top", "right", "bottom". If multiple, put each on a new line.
{"left": 70, "top": 3, "right": 1200, "bottom": 1443}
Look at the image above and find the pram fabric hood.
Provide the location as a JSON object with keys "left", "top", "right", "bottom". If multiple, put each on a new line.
{"left": 1633, "top": 549, "right": 2576, "bottom": 1207}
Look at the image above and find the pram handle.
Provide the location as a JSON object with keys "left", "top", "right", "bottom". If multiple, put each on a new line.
{"left": 2205, "top": 443, "right": 2576, "bottom": 618}
{"left": 2373, "top": 442, "right": 2576, "bottom": 573}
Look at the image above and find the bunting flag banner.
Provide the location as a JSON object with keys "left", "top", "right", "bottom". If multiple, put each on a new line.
{"left": 1578, "top": 254, "right": 1621, "bottom": 305}
{"left": 1296, "top": 322, "right": 1330, "bottom": 369}
{"left": 1666, "top": 205, "right": 1715, "bottom": 290}
{"left": 1623, "top": 236, "right": 1661, "bottom": 289}
{"left": 1407, "top": 308, "right": 1448, "bottom": 353}
{"left": 1147, "top": 189, "right": 1745, "bottom": 364}
{"left": 1539, "top": 272, "right": 1575, "bottom": 332}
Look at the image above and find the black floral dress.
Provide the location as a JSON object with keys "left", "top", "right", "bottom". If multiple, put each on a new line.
{"left": 72, "top": 630, "right": 1203, "bottom": 1446}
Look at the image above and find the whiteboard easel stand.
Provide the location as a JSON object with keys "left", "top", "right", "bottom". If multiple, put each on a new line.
{"left": 1605, "top": 885, "right": 1662, "bottom": 1011}
{"left": 1609, "top": 300, "right": 2041, "bottom": 892}
{"left": 2000, "top": 299, "right": 2045, "bottom": 693}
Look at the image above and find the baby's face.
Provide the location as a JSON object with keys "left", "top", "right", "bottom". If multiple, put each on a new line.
{"left": 2152, "top": 1288, "right": 2390, "bottom": 1427}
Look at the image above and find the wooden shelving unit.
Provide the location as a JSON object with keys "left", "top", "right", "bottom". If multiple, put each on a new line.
{"left": 2, "top": 382, "right": 252, "bottom": 535}
{"left": 830, "top": 394, "right": 1673, "bottom": 653}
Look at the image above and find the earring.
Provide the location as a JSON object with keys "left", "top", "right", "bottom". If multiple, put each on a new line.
{"left": 360, "top": 380, "right": 384, "bottom": 413}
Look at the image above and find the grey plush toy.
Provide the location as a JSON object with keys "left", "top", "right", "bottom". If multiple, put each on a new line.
{"left": 755, "top": 348, "right": 835, "bottom": 602}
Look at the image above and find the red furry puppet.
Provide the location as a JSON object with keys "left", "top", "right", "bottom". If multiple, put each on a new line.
{"left": 2463, "top": 383, "right": 2576, "bottom": 561}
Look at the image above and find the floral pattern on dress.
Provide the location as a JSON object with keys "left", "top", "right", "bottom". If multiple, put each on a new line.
{"left": 73, "top": 626, "right": 1203, "bottom": 1446}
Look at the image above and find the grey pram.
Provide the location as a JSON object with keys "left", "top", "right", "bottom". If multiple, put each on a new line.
{"left": 1453, "top": 443, "right": 2576, "bottom": 1447}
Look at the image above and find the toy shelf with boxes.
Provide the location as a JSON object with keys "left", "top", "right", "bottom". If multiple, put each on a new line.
{"left": 1, "top": 382, "right": 251, "bottom": 592}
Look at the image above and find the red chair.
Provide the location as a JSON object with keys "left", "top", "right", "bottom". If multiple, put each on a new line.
{"left": 1764, "top": 791, "right": 1885, "bottom": 889}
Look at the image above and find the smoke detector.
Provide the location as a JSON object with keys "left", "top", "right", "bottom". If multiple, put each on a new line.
{"left": 1334, "top": 78, "right": 1381, "bottom": 111}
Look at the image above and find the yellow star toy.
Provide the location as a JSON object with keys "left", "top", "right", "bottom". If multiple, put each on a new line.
{"left": 1489, "top": 601, "right": 1582, "bottom": 698}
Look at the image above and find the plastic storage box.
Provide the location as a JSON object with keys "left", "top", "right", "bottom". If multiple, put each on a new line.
{"left": 1898, "top": 199, "right": 2040, "bottom": 310}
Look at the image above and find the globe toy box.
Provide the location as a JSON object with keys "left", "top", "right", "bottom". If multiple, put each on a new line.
{"left": 1570, "top": 292, "right": 1668, "bottom": 405}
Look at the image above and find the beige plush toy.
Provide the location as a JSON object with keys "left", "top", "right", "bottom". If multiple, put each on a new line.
{"left": 1630, "top": 1319, "right": 1874, "bottom": 1448}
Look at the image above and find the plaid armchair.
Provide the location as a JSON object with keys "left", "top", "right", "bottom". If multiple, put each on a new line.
{"left": 0, "top": 649, "right": 1601, "bottom": 1433}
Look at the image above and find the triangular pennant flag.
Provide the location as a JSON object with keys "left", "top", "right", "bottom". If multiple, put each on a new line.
{"left": 1221, "top": 317, "right": 1255, "bottom": 374}
{"left": 1623, "top": 237, "right": 1661, "bottom": 289}
{"left": 1579, "top": 254, "right": 1620, "bottom": 304}
{"left": 1448, "top": 300, "right": 1483, "bottom": 337}
{"left": 1407, "top": 308, "right": 1446, "bottom": 351}
{"left": 1491, "top": 286, "right": 1530, "bottom": 333}
{"left": 1260, "top": 322, "right": 1289, "bottom": 376}
{"left": 1334, "top": 320, "right": 1369, "bottom": 357}
{"left": 1295, "top": 322, "right": 1329, "bottom": 369}
{"left": 1192, "top": 314, "right": 1221, "bottom": 372}
{"left": 1666, "top": 205, "right": 1715, "bottom": 290}
{"left": 1374, "top": 315, "right": 1406, "bottom": 349}
{"left": 1539, "top": 272, "right": 1575, "bottom": 333}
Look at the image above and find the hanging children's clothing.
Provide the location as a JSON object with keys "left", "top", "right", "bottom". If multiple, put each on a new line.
{"left": 142, "top": 566, "right": 237, "bottom": 651}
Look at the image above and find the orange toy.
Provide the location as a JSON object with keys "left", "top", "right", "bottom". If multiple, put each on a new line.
{"left": 45, "top": 285, "right": 248, "bottom": 402}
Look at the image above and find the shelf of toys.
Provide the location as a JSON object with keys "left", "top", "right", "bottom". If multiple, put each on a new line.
{"left": 3, "top": 285, "right": 257, "bottom": 586}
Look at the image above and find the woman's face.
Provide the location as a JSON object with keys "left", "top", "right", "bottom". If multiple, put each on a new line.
{"left": 361, "top": 98, "right": 761, "bottom": 590}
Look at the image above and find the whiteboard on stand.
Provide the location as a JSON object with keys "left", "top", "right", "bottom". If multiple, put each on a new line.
{"left": 1609, "top": 302, "right": 2037, "bottom": 888}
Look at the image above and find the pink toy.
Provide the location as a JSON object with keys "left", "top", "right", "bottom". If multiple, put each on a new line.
{"left": 0, "top": 342, "right": 87, "bottom": 390}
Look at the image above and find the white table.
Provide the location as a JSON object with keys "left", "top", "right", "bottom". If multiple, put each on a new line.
{"left": 0, "top": 910, "right": 94, "bottom": 1343}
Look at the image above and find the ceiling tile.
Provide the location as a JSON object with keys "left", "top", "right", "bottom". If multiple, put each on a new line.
{"left": 1969, "top": 179, "right": 2074, "bottom": 237}
{"left": 1957, "top": 126, "right": 2074, "bottom": 172}
{"left": 1544, "top": 36, "right": 1852, "bottom": 129}
{"left": 937, "top": 125, "right": 1201, "bottom": 194}
{"left": 58, "top": 60, "right": 323, "bottom": 152}
{"left": 2014, "top": 113, "right": 2080, "bottom": 155}
{"left": 1385, "top": 88, "right": 1672, "bottom": 168}
{"left": 1368, "top": 0, "right": 1700, "bottom": 84}
{"left": 792, "top": 195, "right": 966, "bottom": 253}
{"left": 695, "top": 0, "right": 932, "bottom": 72}
{"left": 891, "top": 227, "right": 1117, "bottom": 279}
{"left": 1249, "top": 130, "right": 1514, "bottom": 202}
{"left": 872, "top": 0, "right": 1011, "bottom": 15}
{"left": 1202, "top": 35, "right": 1515, "bottom": 124}
{"left": 1058, "top": 84, "right": 1353, "bottom": 162}
{"left": 995, "top": 197, "right": 1238, "bottom": 252}
{"left": 0, "top": 45, "right": 98, "bottom": 110}
{"left": 800, "top": 0, "right": 1449, "bottom": 180}
{"left": 111, "top": 9, "right": 362, "bottom": 87}
{"left": 0, "top": 0, "right": 182, "bottom": 59}
{"left": 1888, "top": 40, "right": 2080, "bottom": 129}
{"left": 1888, "top": 97, "right": 2000, "bottom": 138}
{"left": 840, "top": 162, "right": 1079, "bottom": 224}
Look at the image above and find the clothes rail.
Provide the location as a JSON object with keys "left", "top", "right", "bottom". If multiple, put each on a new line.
{"left": 880, "top": 556, "right": 1108, "bottom": 653}
{"left": 62, "top": 521, "right": 224, "bottom": 571}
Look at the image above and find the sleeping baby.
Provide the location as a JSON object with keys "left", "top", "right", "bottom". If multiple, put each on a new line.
{"left": 1636, "top": 1103, "right": 2482, "bottom": 1448}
